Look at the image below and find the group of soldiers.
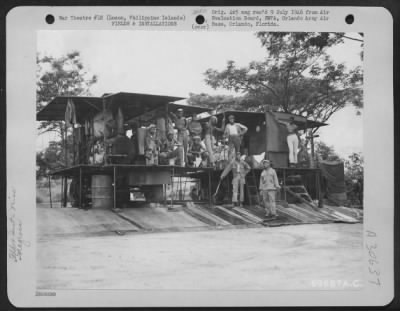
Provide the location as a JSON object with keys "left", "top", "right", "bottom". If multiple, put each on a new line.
{"left": 144, "top": 108, "right": 280, "bottom": 219}
{"left": 144, "top": 108, "right": 248, "bottom": 167}
{"left": 220, "top": 153, "right": 280, "bottom": 219}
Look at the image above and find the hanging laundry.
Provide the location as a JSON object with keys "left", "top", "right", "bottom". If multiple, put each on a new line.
{"left": 65, "top": 98, "right": 77, "bottom": 127}
{"left": 116, "top": 106, "right": 124, "bottom": 135}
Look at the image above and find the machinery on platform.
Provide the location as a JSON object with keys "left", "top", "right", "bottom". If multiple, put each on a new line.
{"left": 37, "top": 92, "right": 328, "bottom": 209}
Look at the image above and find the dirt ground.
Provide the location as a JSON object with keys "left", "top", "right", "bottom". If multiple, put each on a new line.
{"left": 37, "top": 223, "right": 363, "bottom": 290}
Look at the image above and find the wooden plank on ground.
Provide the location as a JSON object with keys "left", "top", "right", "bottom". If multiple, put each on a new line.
{"left": 184, "top": 203, "right": 231, "bottom": 226}
{"left": 290, "top": 203, "right": 333, "bottom": 222}
{"left": 232, "top": 207, "right": 264, "bottom": 224}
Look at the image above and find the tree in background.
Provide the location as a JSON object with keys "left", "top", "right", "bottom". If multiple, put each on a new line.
{"left": 315, "top": 141, "right": 342, "bottom": 162}
{"left": 196, "top": 32, "right": 363, "bottom": 130}
{"left": 37, "top": 51, "right": 97, "bottom": 172}
{"left": 344, "top": 152, "right": 364, "bottom": 206}
{"left": 36, "top": 140, "right": 74, "bottom": 179}
{"left": 187, "top": 93, "right": 258, "bottom": 111}
{"left": 37, "top": 51, "right": 97, "bottom": 136}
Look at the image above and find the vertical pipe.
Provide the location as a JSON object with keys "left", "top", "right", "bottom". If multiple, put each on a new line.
{"left": 208, "top": 170, "right": 212, "bottom": 207}
{"left": 264, "top": 107, "right": 269, "bottom": 160}
{"left": 91, "top": 119, "right": 95, "bottom": 163}
{"left": 113, "top": 166, "right": 117, "bottom": 209}
{"left": 310, "top": 129, "right": 315, "bottom": 169}
{"left": 165, "top": 102, "right": 169, "bottom": 135}
{"left": 48, "top": 175, "right": 53, "bottom": 208}
{"left": 163, "top": 184, "right": 166, "bottom": 206}
{"left": 72, "top": 126, "right": 75, "bottom": 165}
{"left": 79, "top": 167, "right": 82, "bottom": 209}
{"left": 317, "top": 169, "right": 322, "bottom": 208}
{"left": 60, "top": 176, "right": 63, "bottom": 208}
{"left": 283, "top": 168, "right": 287, "bottom": 202}
{"left": 63, "top": 123, "right": 68, "bottom": 208}
{"left": 171, "top": 167, "right": 175, "bottom": 208}
{"left": 63, "top": 176, "right": 68, "bottom": 207}
{"left": 226, "top": 174, "right": 230, "bottom": 204}
{"left": 102, "top": 97, "right": 107, "bottom": 165}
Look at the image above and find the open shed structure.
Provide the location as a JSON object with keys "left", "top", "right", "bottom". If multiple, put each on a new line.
{"left": 37, "top": 92, "right": 327, "bottom": 210}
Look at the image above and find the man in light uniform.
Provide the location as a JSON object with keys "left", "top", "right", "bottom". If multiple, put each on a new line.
{"left": 278, "top": 116, "right": 299, "bottom": 167}
{"left": 144, "top": 124, "right": 159, "bottom": 165}
{"left": 220, "top": 152, "right": 251, "bottom": 207}
{"left": 170, "top": 108, "right": 189, "bottom": 165}
{"left": 224, "top": 115, "right": 248, "bottom": 159}
{"left": 259, "top": 159, "right": 281, "bottom": 219}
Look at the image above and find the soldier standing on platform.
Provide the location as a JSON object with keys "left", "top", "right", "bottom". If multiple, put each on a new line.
{"left": 224, "top": 115, "right": 248, "bottom": 159}
{"left": 278, "top": 116, "right": 300, "bottom": 167}
{"left": 187, "top": 112, "right": 203, "bottom": 141}
{"left": 144, "top": 124, "right": 159, "bottom": 165}
{"left": 170, "top": 108, "right": 189, "bottom": 165}
{"left": 203, "top": 114, "right": 225, "bottom": 167}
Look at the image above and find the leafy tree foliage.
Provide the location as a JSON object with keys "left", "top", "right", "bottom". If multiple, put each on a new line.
{"left": 36, "top": 51, "right": 97, "bottom": 174}
{"left": 36, "top": 140, "right": 73, "bottom": 178}
{"left": 187, "top": 93, "right": 262, "bottom": 111}
{"left": 344, "top": 152, "right": 364, "bottom": 206}
{"left": 345, "top": 152, "right": 364, "bottom": 181}
{"left": 315, "top": 141, "right": 342, "bottom": 162}
{"left": 37, "top": 51, "right": 98, "bottom": 136}
{"left": 202, "top": 32, "right": 363, "bottom": 128}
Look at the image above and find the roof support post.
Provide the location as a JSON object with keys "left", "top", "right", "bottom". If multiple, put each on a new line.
{"left": 79, "top": 166, "right": 82, "bottom": 209}
{"left": 64, "top": 122, "right": 68, "bottom": 167}
{"left": 264, "top": 105, "right": 270, "bottom": 160}
{"left": 165, "top": 102, "right": 169, "bottom": 135}
{"left": 208, "top": 170, "right": 212, "bottom": 207}
{"left": 310, "top": 130, "right": 315, "bottom": 168}
{"left": 48, "top": 175, "right": 53, "bottom": 209}
{"left": 113, "top": 166, "right": 117, "bottom": 209}
{"left": 102, "top": 97, "right": 106, "bottom": 165}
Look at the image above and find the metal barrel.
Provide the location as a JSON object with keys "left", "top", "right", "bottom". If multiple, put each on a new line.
{"left": 91, "top": 175, "right": 113, "bottom": 209}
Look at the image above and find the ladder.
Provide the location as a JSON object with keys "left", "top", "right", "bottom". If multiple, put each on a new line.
{"left": 283, "top": 175, "right": 318, "bottom": 210}
{"left": 245, "top": 169, "right": 261, "bottom": 206}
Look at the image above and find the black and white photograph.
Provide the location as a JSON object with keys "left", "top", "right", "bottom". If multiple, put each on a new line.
{"left": 6, "top": 5, "right": 394, "bottom": 307}
{"left": 35, "top": 30, "right": 365, "bottom": 290}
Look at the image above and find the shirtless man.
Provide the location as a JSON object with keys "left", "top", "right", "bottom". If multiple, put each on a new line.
{"left": 224, "top": 115, "right": 248, "bottom": 159}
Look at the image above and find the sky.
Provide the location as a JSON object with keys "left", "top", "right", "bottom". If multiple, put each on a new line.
{"left": 37, "top": 30, "right": 363, "bottom": 157}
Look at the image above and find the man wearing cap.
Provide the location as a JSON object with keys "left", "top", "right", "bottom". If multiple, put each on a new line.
{"left": 170, "top": 108, "right": 189, "bottom": 164}
{"left": 259, "top": 159, "right": 281, "bottom": 219}
{"left": 224, "top": 114, "right": 248, "bottom": 158}
{"left": 187, "top": 135, "right": 207, "bottom": 167}
{"left": 145, "top": 124, "right": 159, "bottom": 165}
{"left": 220, "top": 152, "right": 251, "bottom": 207}
{"left": 159, "top": 132, "right": 183, "bottom": 165}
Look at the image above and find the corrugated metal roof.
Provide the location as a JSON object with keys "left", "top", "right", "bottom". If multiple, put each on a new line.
{"left": 197, "top": 110, "right": 328, "bottom": 129}
{"left": 37, "top": 92, "right": 211, "bottom": 121}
